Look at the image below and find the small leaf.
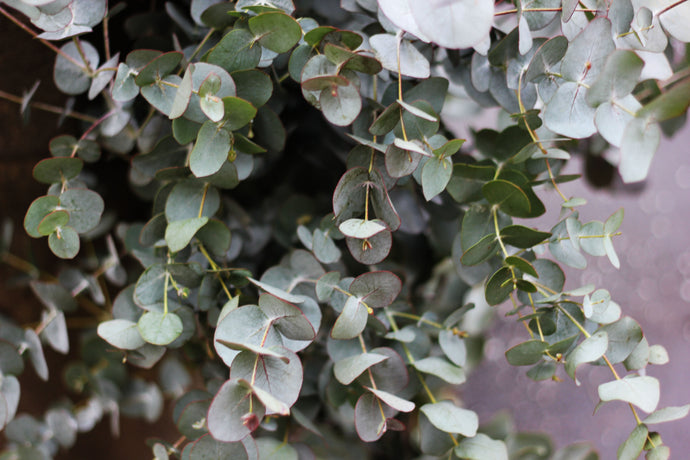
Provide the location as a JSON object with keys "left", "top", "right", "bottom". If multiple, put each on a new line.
{"left": 501, "top": 225, "right": 550, "bottom": 248}
{"left": 505, "top": 340, "right": 549, "bottom": 366}
{"left": 24, "top": 329, "right": 48, "bottom": 380}
{"left": 643, "top": 405, "right": 690, "bottom": 425}
{"left": 169, "top": 65, "right": 194, "bottom": 119}
{"left": 454, "top": 433, "right": 508, "bottom": 460}
{"left": 369, "top": 34, "right": 430, "bottom": 79}
{"left": 485, "top": 267, "right": 513, "bottom": 306}
{"left": 413, "top": 357, "right": 465, "bottom": 384}
{"left": 421, "top": 156, "right": 453, "bottom": 201}
{"left": 97, "top": 319, "right": 146, "bottom": 350}
{"left": 58, "top": 188, "right": 105, "bottom": 233}
{"left": 565, "top": 331, "right": 608, "bottom": 383}
{"left": 420, "top": 401, "right": 478, "bottom": 437}
{"left": 461, "top": 233, "right": 497, "bottom": 266}
{"left": 334, "top": 352, "right": 388, "bottom": 385}
{"left": 598, "top": 375, "right": 660, "bottom": 413}
{"left": 221, "top": 96, "right": 257, "bottom": 130}
{"left": 48, "top": 227, "right": 80, "bottom": 259}
{"left": 165, "top": 217, "right": 209, "bottom": 252}
{"left": 354, "top": 393, "right": 391, "bottom": 442}
{"left": 135, "top": 51, "right": 183, "bottom": 87}
{"left": 320, "top": 80, "right": 362, "bottom": 126}
{"left": 33, "top": 157, "right": 83, "bottom": 185}
{"left": 338, "top": 218, "right": 387, "bottom": 239}
{"left": 38, "top": 211, "right": 69, "bottom": 236}
{"left": 24, "top": 196, "right": 59, "bottom": 238}
{"left": 247, "top": 277, "right": 304, "bottom": 304}
{"left": 331, "top": 296, "right": 368, "bottom": 340}
{"left": 366, "top": 387, "right": 414, "bottom": 412}
{"left": 482, "top": 180, "right": 531, "bottom": 217}
{"left": 408, "top": 0, "right": 494, "bottom": 50}
{"left": 350, "top": 271, "right": 402, "bottom": 309}
{"left": 54, "top": 41, "right": 99, "bottom": 95}
{"left": 138, "top": 311, "right": 184, "bottom": 346}
{"left": 248, "top": 12, "right": 302, "bottom": 53}
{"left": 617, "top": 424, "right": 648, "bottom": 460}
{"left": 207, "top": 379, "right": 263, "bottom": 442}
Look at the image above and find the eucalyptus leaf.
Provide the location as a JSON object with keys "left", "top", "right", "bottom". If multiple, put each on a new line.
{"left": 598, "top": 375, "right": 660, "bottom": 413}
{"left": 420, "top": 401, "right": 478, "bottom": 437}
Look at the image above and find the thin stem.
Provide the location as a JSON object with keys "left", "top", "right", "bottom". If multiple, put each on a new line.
{"left": 385, "top": 308, "right": 458, "bottom": 447}
{"left": 72, "top": 37, "right": 94, "bottom": 75}
{"left": 657, "top": 0, "right": 689, "bottom": 16}
{"left": 0, "top": 6, "right": 87, "bottom": 70}
{"left": 198, "top": 243, "right": 234, "bottom": 302}
{"left": 557, "top": 305, "right": 645, "bottom": 425}
{"left": 517, "top": 72, "right": 568, "bottom": 202}
{"left": 494, "top": 7, "right": 598, "bottom": 15}
{"left": 389, "top": 311, "right": 444, "bottom": 329}
{"left": 187, "top": 28, "right": 215, "bottom": 64}
{"left": 0, "top": 89, "right": 98, "bottom": 123}
{"left": 493, "top": 207, "right": 510, "bottom": 259}
{"left": 70, "top": 109, "right": 118, "bottom": 157}
{"left": 103, "top": 0, "right": 111, "bottom": 62}
{"left": 163, "top": 272, "right": 170, "bottom": 315}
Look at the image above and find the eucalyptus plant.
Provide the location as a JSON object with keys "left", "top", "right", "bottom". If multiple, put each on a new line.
{"left": 1, "top": 0, "right": 689, "bottom": 459}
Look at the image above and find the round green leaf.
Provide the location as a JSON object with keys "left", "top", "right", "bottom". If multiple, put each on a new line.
{"left": 207, "top": 379, "right": 265, "bottom": 442}
{"left": 409, "top": 0, "right": 494, "bottom": 49}
{"left": 222, "top": 96, "right": 257, "bottom": 130}
{"left": 135, "top": 51, "right": 183, "bottom": 87}
{"left": 232, "top": 69, "right": 273, "bottom": 107}
{"left": 24, "top": 196, "right": 59, "bottom": 238}
{"left": 598, "top": 375, "right": 660, "bottom": 413}
{"left": 165, "top": 179, "right": 221, "bottom": 222}
{"left": 33, "top": 157, "right": 83, "bottom": 185}
{"left": 565, "top": 331, "right": 608, "bottom": 383}
{"left": 165, "top": 217, "right": 209, "bottom": 252}
{"left": 544, "top": 82, "right": 597, "bottom": 139}
{"left": 482, "top": 180, "right": 531, "bottom": 217}
{"left": 485, "top": 266, "right": 513, "bottom": 306}
{"left": 170, "top": 65, "right": 194, "bottom": 119}
{"left": 190, "top": 121, "right": 232, "bottom": 178}
{"left": 54, "top": 40, "right": 99, "bottom": 95}
{"left": 420, "top": 401, "right": 478, "bottom": 437}
{"left": 460, "top": 233, "right": 497, "bottom": 266}
{"left": 97, "top": 319, "right": 146, "bottom": 350}
{"left": 48, "top": 226, "right": 80, "bottom": 259}
{"left": 370, "top": 34, "right": 430, "bottom": 79}
{"left": 230, "top": 349, "right": 303, "bottom": 410}
{"left": 319, "top": 80, "right": 361, "bottom": 126}
{"left": 454, "top": 434, "right": 508, "bottom": 460}
{"left": 189, "top": 435, "right": 250, "bottom": 460}
{"left": 206, "top": 29, "right": 262, "bottom": 74}
{"left": 141, "top": 75, "right": 182, "bottom": 116}
{"left": 500, "top": 225, "right": 551, "bottom": 248}
{"left": 334, "top": 352, "right": 388, "bottom": 385}
{"left": 248, "top": 12, "right": 302, "bottom": 53}
{"left": 138, "top": 311, "right": 184, "bottom": 346}
{"left": 37, "top": 210, "right": 69, "bottom": 236}
{"left": 413, "top": 356, "right": 465, "bottom": 384}
{"left": 331, "top": 296, "right": 368, "bottom": 339}
{"left": 421, "top": 156, "right": 453, "bottom": 201}
{"left": 354, "top": 392, "right": 395, "bottom": 442}
{"left": 505, "top": 340, "right": 549, "bottom": 366}
{"left": 59, "top": 188, "right": 105, "bottom": 233}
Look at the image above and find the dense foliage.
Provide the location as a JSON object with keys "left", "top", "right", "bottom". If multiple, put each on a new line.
{"left": 1, "top": 0, "right": 690, "bottom": 458}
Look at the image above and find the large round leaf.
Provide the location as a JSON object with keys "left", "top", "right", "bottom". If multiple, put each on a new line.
{"left": 54, "top": 40, "right": 99, "bottom": 95}
{"left": 408, "top": 0, "right": 494, "bottom": 49}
